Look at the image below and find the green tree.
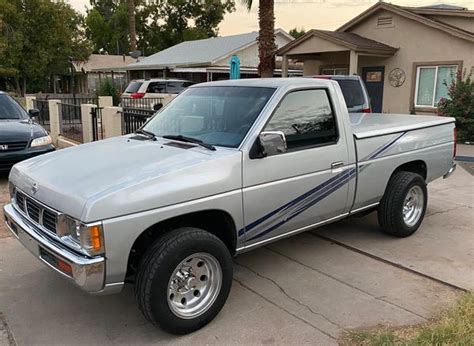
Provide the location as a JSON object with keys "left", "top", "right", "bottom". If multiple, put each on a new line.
{"left": 0, "top": 0, "right": 23, "bottom": 83}
{"left": 289, "top": 27, "right": 306, "bottom": 39}
{"left": 86, "top": 0, "right": 235, "bottom": 55}
{"left": 0, "top": 0, "right": 91, "bottom": 95}
{"left": 86, "top": 1, "right": 132, "bottom": 54}
{"left": 438, "top": 69, "right": 474, "bottom": 142}
{"left": 127, "top": 0, "right": 137, "bottom": 51}
{"left": 97, "top": 78, "right": 119, "bottom": 105}
{"left": 241, "top": 0, "right": 275, "bottom": 78}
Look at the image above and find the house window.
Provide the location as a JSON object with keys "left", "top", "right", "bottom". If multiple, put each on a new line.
{"left": 415, "top": 65, "right": 457, "bottom": 108}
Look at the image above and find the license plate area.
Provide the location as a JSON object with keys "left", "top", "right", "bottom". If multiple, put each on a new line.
{"left": 39, "top": 247, "right": 73, "bottom": 277}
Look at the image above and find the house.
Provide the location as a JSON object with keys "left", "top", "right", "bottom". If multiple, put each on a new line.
{"left": 72, "top": 54, "right": 137, "bottom": 93}
{"left": 278, "top": 3, "right": 474, "bottom": 114}
{"left": 126, "top": 30, "right": 302, "bottom": 82}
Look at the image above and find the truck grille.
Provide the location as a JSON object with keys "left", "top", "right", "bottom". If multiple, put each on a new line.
{"left": 0, "top": 141, "right": 28, "bottom": 152}
{"left": 15, "top": 190, "right": 58, "bottom": 234}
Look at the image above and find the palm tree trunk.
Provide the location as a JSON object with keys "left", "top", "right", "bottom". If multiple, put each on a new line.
{"left": 127, "top": 0, "right": 137, "bottom": 51}
{"left": 257, "top": 0, "right": 275, "bottom": 78}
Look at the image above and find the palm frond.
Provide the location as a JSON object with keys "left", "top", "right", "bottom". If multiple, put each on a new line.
{"left": 240, "top": 0, "right": 253, "bottom": 11}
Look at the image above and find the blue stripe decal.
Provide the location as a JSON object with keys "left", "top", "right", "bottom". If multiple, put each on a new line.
{"left": 239, "top": 132, "right": 405, "bottom": 239}
{"left": 240, "top": 168, "right": 350, "bottom": 235}
{"left": 365, "top": 132, "right": 406, "bottom": 161}
{"left": 248, "top": 168, "right": 356, "bottom": 241}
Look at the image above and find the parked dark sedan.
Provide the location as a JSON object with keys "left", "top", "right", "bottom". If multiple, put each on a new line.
{"left": 0, "top": 91, "right": 55, "bottom": 172}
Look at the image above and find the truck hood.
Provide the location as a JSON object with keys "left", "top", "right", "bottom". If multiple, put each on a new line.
{"left": 9, "top": 136, "right": 242, "bottom": 221}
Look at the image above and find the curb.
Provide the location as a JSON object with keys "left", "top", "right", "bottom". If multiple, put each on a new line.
{"left": 455, "top": 156, "right": 474, "bottom": 162}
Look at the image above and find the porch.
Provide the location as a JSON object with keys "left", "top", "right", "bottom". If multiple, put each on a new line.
{"left": 278, "top": 30, "right": 398, "bottom": 112}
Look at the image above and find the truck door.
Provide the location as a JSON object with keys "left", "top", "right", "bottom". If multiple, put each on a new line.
{"left": 240, "top": 88, "right": 352, "bottom": 247}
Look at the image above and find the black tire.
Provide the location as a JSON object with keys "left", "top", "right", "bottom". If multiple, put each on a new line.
{"left": 377, "top": 171, "right": 427, "bottom": 237}
{"left": 135, "top": 227, "right": 233, "bottom": 334}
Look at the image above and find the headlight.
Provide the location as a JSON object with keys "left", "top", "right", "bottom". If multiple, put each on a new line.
{"left": 58, "top": 215, "right": 104, "bottom": 256}
{"left": 30, "top": 135, "right": 52, "bottom": 147}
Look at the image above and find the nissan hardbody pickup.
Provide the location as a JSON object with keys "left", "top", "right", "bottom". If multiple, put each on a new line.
{"left": 4, "top": 78, "right": 456, "bottom": 334}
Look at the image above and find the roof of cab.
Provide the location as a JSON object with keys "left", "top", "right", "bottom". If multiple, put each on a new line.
{"left": 192, "top": 78, "right": 337, "bottom": 89}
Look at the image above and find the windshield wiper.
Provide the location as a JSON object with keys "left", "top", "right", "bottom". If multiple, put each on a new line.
{"left": 162, "top": 135, "right": 216, "bottom": 151}
{"left": 135, "top": 128, "right": 157, "bottom": 140}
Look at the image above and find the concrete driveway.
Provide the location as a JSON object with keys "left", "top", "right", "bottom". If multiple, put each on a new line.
{"left": 0, "top": 166, "right": 472, "bottom": 345}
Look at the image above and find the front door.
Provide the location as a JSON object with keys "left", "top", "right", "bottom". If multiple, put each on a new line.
{"left": 241, "top": 88, "right": 353, "bottom": 247}
{"left": 362, "top": 66, "right": 385, "bottom": 113}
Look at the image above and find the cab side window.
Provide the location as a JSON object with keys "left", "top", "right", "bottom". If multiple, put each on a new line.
{"left": 264, "top": 89, "right": 337, "bottom": 151}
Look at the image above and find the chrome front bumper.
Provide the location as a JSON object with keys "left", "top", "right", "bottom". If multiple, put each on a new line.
{"left": 3, "top": 203, "right": 105, "bottom": 293}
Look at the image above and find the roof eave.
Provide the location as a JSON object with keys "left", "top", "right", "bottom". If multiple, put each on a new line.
{"left": 125, "top": 61, "right": 213, "bottom": 70}
{"left": 276, "top": 29, "right": 317, "bottom": 55}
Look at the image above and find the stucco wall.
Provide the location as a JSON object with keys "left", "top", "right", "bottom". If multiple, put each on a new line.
{"left": 349, "top": 9, "right": 474, "bottom": 114}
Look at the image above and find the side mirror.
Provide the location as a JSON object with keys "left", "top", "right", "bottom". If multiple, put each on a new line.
{"left": 28, "top": 109, "right": 40, "bottom": 118}
{"left": 259, "top": 131, "right": 287, "bottom": 157}
{"left": 153, "top": 103, "right": 163, "bottom": 111}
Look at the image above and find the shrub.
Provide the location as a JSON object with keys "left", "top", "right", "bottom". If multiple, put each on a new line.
{"left": 96, "top": 78, "right": 119, "bottom": 106}
{"left": 438, "top": 69, "right": 474, "bottom": 143}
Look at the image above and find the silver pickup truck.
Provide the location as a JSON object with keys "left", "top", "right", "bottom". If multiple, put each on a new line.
{"left": 4, "top": 78, "right": 456, "bottom": 334}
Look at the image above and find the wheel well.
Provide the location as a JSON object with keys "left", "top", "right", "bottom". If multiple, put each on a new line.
{"left": 392, "top": 160, "right": 427, "bottom": 181}
{"left": 126, "top": 210, "right": 237, "bottom": 281}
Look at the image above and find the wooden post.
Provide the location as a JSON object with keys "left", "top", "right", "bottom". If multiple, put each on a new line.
{"left": 349, "top": 50, "right": 358, "bottom": 75}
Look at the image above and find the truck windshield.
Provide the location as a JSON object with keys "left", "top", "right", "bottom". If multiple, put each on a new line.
{"left": 143, "top": 86, "right": 276, "bottom": 148}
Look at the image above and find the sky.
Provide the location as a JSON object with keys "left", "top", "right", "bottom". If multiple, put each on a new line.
{"left": 68, "top": 0, "right": 474, "bottom": 36}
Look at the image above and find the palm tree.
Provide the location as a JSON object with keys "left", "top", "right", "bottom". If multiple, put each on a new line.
{"left": 127, "top": 0, "right": 137, "bottom": 51}
{"left": 241, "top": 0, "right": 275, "bottom": 78}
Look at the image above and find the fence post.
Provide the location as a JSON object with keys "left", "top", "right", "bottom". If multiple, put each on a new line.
{"left": 98, "top": 96, "right": 113, "bottom": 108}
{"left": 48, "top": 100, "right": 61, "bottom": 145}
{"left": 81, "top": 104, "right": 96, "bottom": 143}
{"left": 25, "top": 95, "right": 36, "bottom": 110}
{"left": 102, "top": 106, "right": 123, "bottom": 138}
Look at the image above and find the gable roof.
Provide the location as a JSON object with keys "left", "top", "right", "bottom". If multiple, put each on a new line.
{"left": 337, "top": 2, "right": 474, "bottom": 42}
{"left": 277, "top": 29, "right": 398, "bottom": 55}
{"left": 127, "top": 30, "right": 293, "bottom": 70}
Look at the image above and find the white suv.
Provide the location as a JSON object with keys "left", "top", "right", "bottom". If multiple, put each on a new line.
{"left": 121, "top": 79, "right": 194, "bottom": 109}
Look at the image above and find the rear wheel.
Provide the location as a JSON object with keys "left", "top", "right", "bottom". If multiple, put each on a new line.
{"left": 135, "top": 227, "right": 233, "bottom": 334}
{"left": 378, "top": 171, "right": 427, "bottom": 237}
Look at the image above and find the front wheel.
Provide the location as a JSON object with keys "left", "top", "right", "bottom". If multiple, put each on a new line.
{"left": 378, "top": 171, "right": 427, "bottom": 237}
{"left": 135, "top": 228, "right": 233, "bottom": 334}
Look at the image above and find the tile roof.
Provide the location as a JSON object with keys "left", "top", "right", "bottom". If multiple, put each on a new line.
{"left": 277, "top": 29, "right": 398, "bottom": 55}
{"left": 313, "top": 30, "right": 398, "bottom": 52}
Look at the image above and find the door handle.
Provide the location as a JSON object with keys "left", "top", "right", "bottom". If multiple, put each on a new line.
{"left": 331, "top": 161, "right": 344, "bottom": 169}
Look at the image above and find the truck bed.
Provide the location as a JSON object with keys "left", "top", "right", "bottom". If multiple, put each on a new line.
{"left": 348, "top": 113, "right": 455, "bottom": 211}
{"left": 350, "top": 113, "right": 455, "bottom": 139}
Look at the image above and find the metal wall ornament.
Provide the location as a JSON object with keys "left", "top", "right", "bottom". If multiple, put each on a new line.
{"left": 389, "top": 68, "right": 406, "bottom": 87}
